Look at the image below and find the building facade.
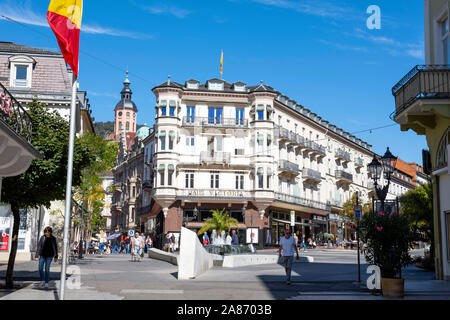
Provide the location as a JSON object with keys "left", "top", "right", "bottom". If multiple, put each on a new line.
{"left": 392, "top": 0, "right": 450, "bottom": 280}
{"left": 0, "top": 42, "right": 95, "bottom": 261}
{"left": 148, "top": 78, "right": 374, "bottom": 247}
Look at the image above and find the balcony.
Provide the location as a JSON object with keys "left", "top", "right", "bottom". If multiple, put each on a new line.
{"left": 275, "top": 192, "right": 330, "bottom": 212}
{"left": 274, "top": 125, "right": 289, "bottom": 141}
{"left": 183, "top": 116, "right": 248, "bottom": 129}
{"left": 335, "top": 170, "right": 353, "bottom": 184}
{"left": 200, "top": 151, "right": 231, "bottom": 164}
{"left": 311, "top": 141, "right": 327, "bottom": 157}
{"left": 327, "top": 200, "right": 343, "bottom": 209}
{"left": 302, "top": 168, "right": 322, "bottom": 183}
{"left": 335, "top": 149, "right": 351, "bottom": 162}
{"left": 278, "top": 160, "right": 300, "bottom": 176}
{"left": 0, "top": 82, "right": 33, "bottom": 143}
{"left": 355, "top": 157, "right": 364, "bottom": 168}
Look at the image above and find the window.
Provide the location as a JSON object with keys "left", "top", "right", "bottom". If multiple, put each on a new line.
{"left": 119, "top": 122, "right": 123, "bottom": 130}
{"left": 258, "top": 175, "right": 264, "bottom": 189}
{"left": 442, "top": 16, "right": 450, "bottom": 64}
{"left": 267, "top": 175, "right": 271, "bottom": 189}
{"left": 257, "top": 137, "right": 264, "bottom": 153}
{"left": 187, "top": 106, "right": 195, "bottom": 123}
{"left": 236, "top": 108, "right": 244, "bottom": 125}
{"left": 126, "top": 122, "right": 130, "bottom": 131}
{"left": 169, "top": 134, "right": 174, "bottom": 150}
{"left": 235, "top": 149, "right": 244, "bottom": 156}
{"left": 127, "top": 112, "right": 130, "bottom": 118}
{"left": 168, "top": 172, "right": 173, "bottom": 186}
{"left": 170, "top": 106, "right": 176, "bottom": 116}
{"left": 185, "top": 172, "right": 194, "bottom": 189}
{"left": 236, "top": 174, "right": 244, "bottom": 190}
{"left": 132, "top": 186, "right": 136, "bottom": 198}
{"left": 118, "top": 112, "right": 123, "bottom": 117}
{"left": 186, "top": 137, "right": 195, "bottom": 153}
{"left": 210, "top": 172, "right": 219, "bottom": 189}
{"left": 14, "top": 65, "right": 28, "bottom": 87}
{"left": 160, "top": 172, "right": 165, "bottom": 186}
{"left": 161, "top": 107, "right": 167, "bottom": 116}
{"left": 160, "top": 135, "right": 166, "bottom": 151}
{"left": 258, "top": 110, "right": 264, "bottom": 120}
{"left": 208, "top": 107, "right": 223, "bottom": 124}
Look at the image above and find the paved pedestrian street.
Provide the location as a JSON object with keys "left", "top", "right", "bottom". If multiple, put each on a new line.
{"left": 1, "top": 249, "right": 449, "bottom": 300}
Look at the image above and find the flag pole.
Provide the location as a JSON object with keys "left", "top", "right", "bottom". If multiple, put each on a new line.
{"left": 60, "top": 73, "right": 78, "bottom": 300}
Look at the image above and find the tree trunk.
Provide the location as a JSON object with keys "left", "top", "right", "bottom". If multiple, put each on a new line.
{"left": 5, "top": 203, "right": 20, "bottom": 289}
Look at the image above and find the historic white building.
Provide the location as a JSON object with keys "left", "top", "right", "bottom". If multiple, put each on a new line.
{"left": 144, "top": 78, "right": 375, "bottom": 246}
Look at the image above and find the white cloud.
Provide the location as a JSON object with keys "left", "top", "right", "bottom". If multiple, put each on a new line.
{"left": 0, "top": 1, "right": 151, "bottom": 39}
{"left": 139, "top": 3, "right": 192, "bottom": 19}
{"left": 317, "top": 39, "right": 368, "bottom": 53}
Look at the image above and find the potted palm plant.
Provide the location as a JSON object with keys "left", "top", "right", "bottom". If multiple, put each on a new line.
{"left": 359, "top": 210, "right": 416, "bottom": 297}
{"left": 197, "top": 208, "right": 239, "bottom": 242}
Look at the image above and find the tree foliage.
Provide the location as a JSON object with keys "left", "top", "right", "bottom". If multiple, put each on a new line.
{"left": 197, "top": 209, "right": 239, "bottom": 236}
{"left": 1, "top": 100, "right": 94, "bottom": 288}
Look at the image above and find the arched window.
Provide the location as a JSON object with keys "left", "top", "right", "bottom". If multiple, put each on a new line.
{"left": 436, "top": 127, "right": 449, "bottom": 169}
{"left": 119, "top": 122, "right": 123, "bottom": 130}
{"left": 126, "top": 122, "right": 130, "bottom": 131}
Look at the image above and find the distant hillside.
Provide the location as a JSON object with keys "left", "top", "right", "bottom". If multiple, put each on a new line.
{"left": 94, "top": 121, "right": 147, "bottom": 138}
{"left": 94, "top": 121, "right": 114, "bottom": 138}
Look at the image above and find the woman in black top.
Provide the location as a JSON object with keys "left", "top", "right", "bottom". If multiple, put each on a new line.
{"left": 35, "top": 227, "right": 58, "bottom": 289}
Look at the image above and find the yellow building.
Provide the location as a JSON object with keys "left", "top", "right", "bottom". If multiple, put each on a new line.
{"left": 392, "top": 0, "right": 450, "bottom": 280}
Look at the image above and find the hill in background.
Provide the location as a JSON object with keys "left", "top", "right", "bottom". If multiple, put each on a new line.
{"left": 94, "top": 121, "right": 147, "bottom": 138}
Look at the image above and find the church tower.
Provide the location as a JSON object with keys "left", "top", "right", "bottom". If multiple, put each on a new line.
{"left": 114, "top": 71, "right": 138, "bottom": 148}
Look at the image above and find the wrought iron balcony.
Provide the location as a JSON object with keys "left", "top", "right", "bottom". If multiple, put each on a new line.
{"left": 274, "top": 125, "right": 289, "bottom": 140}
{"left": 295, "top": 134, "right": 305, "bottom": 147}
{"left": 275, "top": 192, "right": 330, "bottom": 211}
{"left": 311, "top": 141, "right": 326, "bottom": 156}
{"left": 200, "top": 151, "right": 231, "bottom": 164}
{"left": 183, "top": 116, "right": 248, "bottom": 128}
{"left": 278, "top": 160, "right": 300, "bottom": 175}
{"left": 355, "top": 157, "right": 364, "bottom": 168}
{"left": 0, "top": 82, "right": 33, "bottom": 143}
{"left": 302, "top": 168, "right": 322, "bottom": 183}
{"left": 335, "top": 170, "right": 353, "bottom": 183}
{"left": 327, "top": 200, "right": 343, "bottom": 209}
{"left": 335, "top": 149, "right": 351, "bottom": 162}
{"left": 392, "top": 65, "right": 450, "bottom": 118}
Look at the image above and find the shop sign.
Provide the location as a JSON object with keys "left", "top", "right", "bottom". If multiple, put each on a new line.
{"left": 0, "top": 217, "right": 11, "bottom": 251}
{"left": 290, "top": 211, "right": 295, "bottom": 227}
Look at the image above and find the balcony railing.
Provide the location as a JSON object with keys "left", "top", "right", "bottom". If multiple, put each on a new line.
{"left": 392, "top": 65, "right": 450, "bottom": 117}
{"left": 275, "top": 192, "right": 330, "bottom": 211}
{"left": 302, "top": 168, "right": 322, "bottom": 182}
{"left": 355, "top": 158, "right": 364, "bottom": 167}
{"left": 183, "top": 116, "right": 248, "bottom": 128}
{"left": 335, "top": 170, "right": 353, "bottom": 182}
{"left": 200, "top": 151, "right": 231, "bottom": 164}
{"left": 327, "top": 200, "right": 343, "bottom": 208}
{"left": 0, "top": 82, "right": 33, "bottom": 142}
{"left": 335, "top": 149, "right": 351, "bottom": 162}
{"left": 278, "top": 160, "right": 300, "bottom": 174}
{"left": 311, "top": 141, "right": 326, "bottom": 156}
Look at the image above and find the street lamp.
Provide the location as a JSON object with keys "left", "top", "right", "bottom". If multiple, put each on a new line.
{"left": 368, "top": 147, "right": 398, "bottom": 212}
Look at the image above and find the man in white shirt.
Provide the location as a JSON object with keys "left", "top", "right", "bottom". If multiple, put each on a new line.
{"left": 278, "top": 230, "right": 299, "bottom": 285}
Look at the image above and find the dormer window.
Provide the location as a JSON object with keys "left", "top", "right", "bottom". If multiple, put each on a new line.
{"left": 186, "top": 80, "right": 199, "bottom": 89}
{"left": 9, "top": 55, "right": 35, "bottom": 89}
{"left": 233, "top": 82, "right": 246, "bottom": 92}
{"left": 207, "top": 81, "right": 224, "bottom": 91}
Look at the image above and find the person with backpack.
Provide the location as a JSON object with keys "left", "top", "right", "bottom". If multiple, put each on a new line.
{"left": 202, "top": 232, "right": 210, "bottom": 246}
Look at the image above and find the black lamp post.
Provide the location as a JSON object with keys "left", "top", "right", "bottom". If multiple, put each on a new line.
{"left": 368, "top": 147, "right": 398, "bottom": 212}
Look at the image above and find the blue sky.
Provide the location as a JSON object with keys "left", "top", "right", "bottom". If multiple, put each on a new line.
{"left": 1, "top": 0, "right": 427, "bottom": 164}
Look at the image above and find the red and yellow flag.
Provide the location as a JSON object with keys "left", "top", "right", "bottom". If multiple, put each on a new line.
{"left": 220, "top": 50, "right": 223, "bottom": 78}
{"left": 47, "top": 0, "right": 83, "bottom": 77}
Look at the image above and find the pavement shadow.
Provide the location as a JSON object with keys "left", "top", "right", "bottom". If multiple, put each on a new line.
{"left": 0, "top": 271, "right": 61, "bottom": 282}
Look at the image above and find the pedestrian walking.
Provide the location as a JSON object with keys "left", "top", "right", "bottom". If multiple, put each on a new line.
{"left": 300, "top": 234, "right": 307, "bottom": 252}
{"left": 225, "top": 231, "right": 232, "bottom": 246}
{"left": 278, "top": 230, "right": 299, "bottom": 285}
{"left": 34, "top": 226, "right": 58, "bottom": 289}
{"left": 164, "top": 233, "right": 171, "bottom": 252}
{"left": 145, "top": 235, "right": 152, "bottom": 253}
{"left": 202, "top": 232, "right": 210, "bottom": 246}
{"left": 131, "top": 232, "right": 144, "bottom": 262}
{"left": 98, "top": 230, "right": 107, "bottom": 256}
{"left": 231, "top": 230, "right": 239, "bottom": 246}
{"left": 126, "top": 235, "right": 131, "bottom": 254}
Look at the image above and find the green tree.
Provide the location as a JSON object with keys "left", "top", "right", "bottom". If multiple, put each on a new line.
{"left": 197, "top": 209, "right": 239, "bottom": 236}
{"left": 1, "top": 100, "right": 94, "bottom": 288}
{"left": 340, "top": 192, "right": 372, "bottom": 238}
{"left": 399, "top": 184, "right": 434, "bottom": 258}
{"left": 73, "top": 133, "right": 117, "bottom": 244}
